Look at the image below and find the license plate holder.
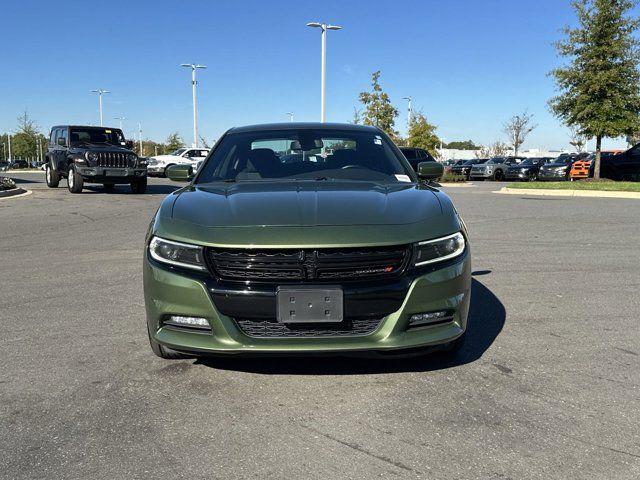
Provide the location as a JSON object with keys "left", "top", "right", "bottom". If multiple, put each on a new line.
{"left": 277, "top": 286, "right": 343, "bottom": 323}
{"left": 106, "top": 169, "right": 127, "bottom": 176}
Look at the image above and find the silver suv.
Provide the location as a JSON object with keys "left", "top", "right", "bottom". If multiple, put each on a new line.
{"left": 470, "top": 156, "right": 524, "bottom": 181}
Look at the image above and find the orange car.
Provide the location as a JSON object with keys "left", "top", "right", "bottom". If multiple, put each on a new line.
{"left": 569, "top": 150, "right": 624, "bottom": 180}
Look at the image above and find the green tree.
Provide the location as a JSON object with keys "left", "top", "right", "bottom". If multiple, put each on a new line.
{"left": 164, "top": 132, "right": 184, "bottom": 152}
{"left": 549, "top": 0, "right": 640, "bottom": 179}
{"left": 445, "top": 140, "right": 479, "bottom": 150}
{"left": 406, "top": 112, "right": 440, "bottom": 153}
{"left": 358, "top": 71, "right": 399, "bottom": 138}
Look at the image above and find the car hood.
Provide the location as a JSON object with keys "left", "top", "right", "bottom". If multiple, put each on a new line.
{"left": 172, "top": 181, "right": 442, "bottom": 227}
{"left": 154, "top": 181, "right": 461, "bottom": 247}
{"left": 150, "top": 155, "right": 185, "bottom": 162}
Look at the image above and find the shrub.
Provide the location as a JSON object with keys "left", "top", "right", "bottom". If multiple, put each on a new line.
{"left": 0, "top": 177, "right": 17, "bottom": 191}
{"left": 438, "top": 172, "right": 467, "bottom": 183}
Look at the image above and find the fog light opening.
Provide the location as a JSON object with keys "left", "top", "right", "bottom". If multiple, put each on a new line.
{"left": 164, "top": 315, "right": 211, "bottom": 332}
{"left": 408, "top": 310, "right": 454, "bottom": 329}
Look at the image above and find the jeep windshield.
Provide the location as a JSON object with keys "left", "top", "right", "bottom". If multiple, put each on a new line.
{"left": 69, "top": 127, "right": 126, "bottom": 147}
{"left": 196, "top": 128, "right": 415, "bottom": 184}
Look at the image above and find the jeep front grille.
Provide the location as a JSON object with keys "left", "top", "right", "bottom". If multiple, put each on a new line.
{"left": 96, "top": 152, "right": 129, "bottom": 168}
{"left": 207, "top": 246, "right": 410, "bottom": 283}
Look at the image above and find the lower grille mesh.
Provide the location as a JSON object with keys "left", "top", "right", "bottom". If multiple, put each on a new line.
{"left": 235, "top": 318, "right": 383, "bottom": 338}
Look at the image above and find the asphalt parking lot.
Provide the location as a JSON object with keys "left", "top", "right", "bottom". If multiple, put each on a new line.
{"left": 1, "top": 172, "right": 639, "bottom": 479}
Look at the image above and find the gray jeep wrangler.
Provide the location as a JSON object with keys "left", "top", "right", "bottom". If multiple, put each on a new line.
{"left": 45, "top": 125, "right": 147, "bottom": 193}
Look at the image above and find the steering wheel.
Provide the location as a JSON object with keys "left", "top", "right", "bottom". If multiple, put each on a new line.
{"left": 341, "top": 165, "right": 362, "bottom": 169}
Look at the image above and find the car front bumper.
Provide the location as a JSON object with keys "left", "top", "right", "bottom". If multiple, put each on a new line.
{"left": 144, "top": 251, "right": 472, "bottom": 355}
{"left": 504, "top": 171, "right": 530, "bottom": 180}
{"left": 538, "top": 170, "right": 568, "bottom": 181}
{"left": 77, "top": 166, "right": 146, "bottom": 183}
{"left": 469, "top": 170, "right": 492, "bottom": 178}
{"left": 147, "top": 165, "right": 166, "bottom": 175}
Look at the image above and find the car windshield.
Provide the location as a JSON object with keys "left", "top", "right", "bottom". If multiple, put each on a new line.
{"left": 519, "top": 158, "right": 541, "bottom": 166}
{"left": 196, "top": 128, "right": 415, "bottom": 184}
{"left": 69, "top": 127, "right": 126, "bottom": 146}
{"left": 171, "top": 148, "right": 187, "bottom": 156}
{"left": 486, "top": 158, "right": 503, "bottom": 164}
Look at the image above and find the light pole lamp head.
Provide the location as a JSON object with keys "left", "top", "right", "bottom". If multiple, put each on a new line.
{"left": 306, "top": 22, "right": 342, "bottom": 31}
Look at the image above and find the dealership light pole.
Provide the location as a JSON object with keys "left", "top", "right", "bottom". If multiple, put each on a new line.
{"left": 114, "top": 116, "right": 126, "bottom": 129}
{"left": 138, "top": 122, "right": 143, "bottom": 156}
{"left": 91, "top": 89, "right": 110, "bottom": 126}
{"left": 306, "top": 22, "right": 342, "bottom": 122}
{"left": 180, "top": 63, "right": 207, "bottom": 147}
{"left": 402, "top": 96, "right": 412, "bottom": 133}
{"left": 286, "top": 112, "right": 294, "bottom": 122}
{"left": 8, "top": 132, "right": 12, "bottom": 162}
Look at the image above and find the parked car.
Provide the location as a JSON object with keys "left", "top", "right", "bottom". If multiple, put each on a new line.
{"left": 538, "top": 153, "right": 588, "bottom": 181}
{"left": 450, "top": 158, "right": 488, "bottom": 179}
{"left": 504, "top": 157, "right": 554, "bottom": 181}
{"left": 569, "top": 150, "right": 624, "bottom": 180}
{"left": 144, "top": 122, "right": 469, "bottom": 359}
{"left": 45, "top": 125, "right": 147, "bottom": 194}
{"left": 398, "top": 146, "right": 437, "bottom": 171}
{"left": 469, "top": 156, "right": 525, "bottom": 181}
{"left": 147, "top": 148, "right": 210, "bottom": 177}
{"left": 10, "top": 159, "right": 29, "bottom": 169}
{"left": 0, "top": 161, "right": 10, "bottom": 172}
{"left": 596, "top": 144, "right": 640, "bottom": 180}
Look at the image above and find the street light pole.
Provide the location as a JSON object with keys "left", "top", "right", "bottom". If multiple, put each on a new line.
{"left": 8, "top": 133, "right": 12, "bottom": 162}
{"left": 138, "top": 122, "right": 143, "bottom": 156}
{"left": 91, "top": 89, "right": 110, "bottom": 126}
{"left": 181, "top": 63, "right": 207, "bottom": 147}
{"left": 114, "top": 116, "right": 126, "bottom": 130}
{"left": 402, "top": 96, "right": 412, "bottom": 133}
{"left": 286, "top": 112, "right": 294, "bottom": 122}
{"left": 307, "top": 22, "right": 342, "bottom": 122}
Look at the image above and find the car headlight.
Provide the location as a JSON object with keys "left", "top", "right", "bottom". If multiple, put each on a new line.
{"left": 127, "top": 153, "right": 137, "bottom": 162}
{"left": 85, "top": 152, "right": 98, "bottom": 162}
{"left": 413, "top": 232, "right": 466, "bottom": 267}
{"left": 148, "top": 236, "right": 206, "bottom": 271}
{"left": 148, "top": 158, "right": 158, "bottom": 165}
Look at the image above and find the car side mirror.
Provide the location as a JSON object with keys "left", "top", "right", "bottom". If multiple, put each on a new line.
{"left": 57, "top": 138, "right": 67, "bottom": 147}
{"left": 166, "top": 164, "right": 193, "bottom": 182}
{"left": 125, "top": 140, "right": 134, "bottom": 149}
{"left": 417, "top": 161, "right": 444, "bottom": 180}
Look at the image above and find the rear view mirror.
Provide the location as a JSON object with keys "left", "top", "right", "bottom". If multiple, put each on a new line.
{"left": 125, "top": 140, "right": 134, "bottom": 149}
{"left": 417, "top": 161, "right": 444, "bottom": 180}
{"left": 166, "top": 164, "right": 193, "bottom": 182}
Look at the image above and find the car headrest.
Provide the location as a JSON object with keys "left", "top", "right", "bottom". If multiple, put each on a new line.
{"left": 248, "top": 148, "right": 279, "bottom": 177}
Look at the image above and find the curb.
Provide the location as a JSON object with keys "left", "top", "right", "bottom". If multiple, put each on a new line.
{"left": 497, "top": 186, "right": 640, "bottom": 199}
{"left": 440, "top": 183, "right": 474, "bottom": 188}
{"left": 0, "top": 188, "right": 32, "bottom": 200}
{"left": 4, "top": 170, "right": 43, "bottom": 174}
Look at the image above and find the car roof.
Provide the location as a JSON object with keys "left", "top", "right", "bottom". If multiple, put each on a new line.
{"left": 51, "top": 125, "right": 122, "bottom": 130}
{"left": 228, "top": 122, "right": 381, "bottom": 134}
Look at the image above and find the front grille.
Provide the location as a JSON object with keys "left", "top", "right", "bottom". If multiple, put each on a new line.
{"left": 235, "top": 317, "right": 383, "bottom": 338}
{"left": 96, "top": 152, "right": 129, "bottom": 168}
{"left": 207, "top": 245, "right": 410, "bottom": 283}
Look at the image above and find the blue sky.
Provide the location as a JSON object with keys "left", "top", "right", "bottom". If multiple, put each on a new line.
{"left": 1, "top": 0, "right": 636, "bottom": 150}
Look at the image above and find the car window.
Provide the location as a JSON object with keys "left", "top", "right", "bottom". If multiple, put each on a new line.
{"left": 58, "top": 128, "right": 68, "bottom": 146}
{"left": 402, "top": 149, "right": 418, "bottom": 160}
{"left": 196, "top": 128, "right": 415, "bottom": 184}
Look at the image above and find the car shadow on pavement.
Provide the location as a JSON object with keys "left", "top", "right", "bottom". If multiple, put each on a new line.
{"left": 10, "top": 177, "right": 44, "bottom": 184}
{"left": 196, "top": 278, "right": 505, "bottom": 375}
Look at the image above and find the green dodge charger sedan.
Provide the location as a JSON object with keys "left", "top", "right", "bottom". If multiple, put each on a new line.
{"left": 143, "top": 123, "right": 471, "bottom": 358}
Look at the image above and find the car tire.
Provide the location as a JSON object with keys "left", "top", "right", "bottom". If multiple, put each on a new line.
{"left": 161, "top": 164, "right": 175, "bottom": 178}
{"left": 131, "top": 177, "right": 147, "bottom": 194}
{"left": 147, "top": 324, "right": 192, "bottom": 360}
{"left": 67, "top": 164, "right": 84, "bottom": 193}
{"left": 103, "top": 183, "right": 115, "bottom": 191}
{"left": 493, "top": 170, "right": 503, "bottom": 181}
{"left": 529, "top": 172, "right": 538, "bottom": 181}
{"left": 45, "top": 163, "right": 60, "bottom": 188}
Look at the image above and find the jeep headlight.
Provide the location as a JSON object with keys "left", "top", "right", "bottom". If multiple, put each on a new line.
{"left": 413, "top": 232, "right": 466, "bottom": 267}
{"left": 127, "top": 153, "right": 137, "bottom": 162}
{"left": 148, "top": 236, "right": 206, "bottom": 271}
{"left": 85, "top": 152, "right": 98, "bottom": 162}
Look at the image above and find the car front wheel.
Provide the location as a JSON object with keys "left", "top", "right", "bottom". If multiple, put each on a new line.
{"left": 67, "top": 164, "right": 84, "bottom": 193}
{"left": 493, "top": 170, "right": 504, "bottom": 181}
{"left": 131, "top": 177, "right": 147, "bottom": 194}
{"left": 45, "top": 163, "right": 60, "bottom": 188}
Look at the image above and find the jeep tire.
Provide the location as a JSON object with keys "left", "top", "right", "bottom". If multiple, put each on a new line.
{"left": 67, "top": 164, "right": 84, "bottom": 193}
{"left": 131, "top": 177, "right": 147, "bottom": 194}
{"left": 45, "top": 162, "right": 60, "bottom": 188}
